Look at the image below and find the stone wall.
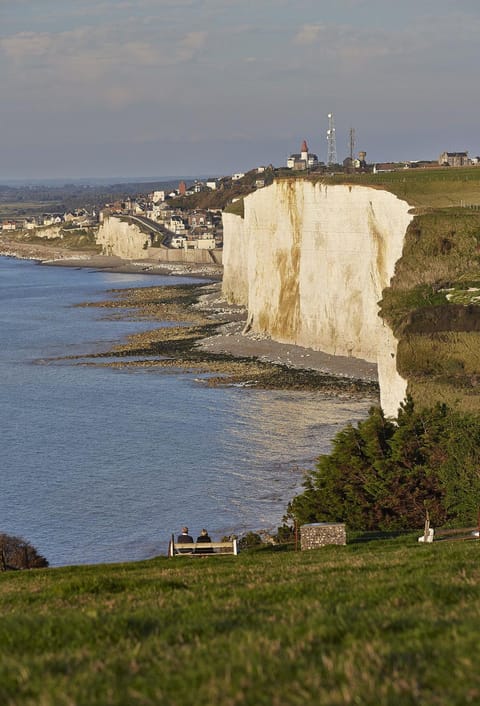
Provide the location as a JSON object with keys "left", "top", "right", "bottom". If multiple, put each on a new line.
{"left": 300, "top": 522, "right": 346, "bottom": 550}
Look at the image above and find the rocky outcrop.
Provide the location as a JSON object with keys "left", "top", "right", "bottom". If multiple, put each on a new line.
{"left": 97, "top": 216, "right": 150, "bottom": 259}
{"left": 222, "top": 179, "right": 414, "bottom": 416}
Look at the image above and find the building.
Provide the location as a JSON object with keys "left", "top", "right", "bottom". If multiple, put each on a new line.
{"left": 169, "top": 215, "right": 187, "bottom": 235}
{"left": 287, "top": 140, "right": 318, "bottom": 170}
{"left": 151, "top": 190, "right": 166, "bottom": 203}
{"left": 439, "top": 151, "right": 470, "bottom": 167}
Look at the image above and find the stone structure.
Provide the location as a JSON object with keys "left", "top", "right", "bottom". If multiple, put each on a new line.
{"left": 222, "top": 179, "right": 414, "bottom": 417}
{"left": 300, "top": 522, "right": 346, "bottom": 550}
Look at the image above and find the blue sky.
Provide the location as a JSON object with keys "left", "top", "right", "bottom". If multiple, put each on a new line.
{"left": 1, "top": 0, "right": 479, "bottom": 179}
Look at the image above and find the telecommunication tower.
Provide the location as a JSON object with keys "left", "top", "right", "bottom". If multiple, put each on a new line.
{"left": 349, "top": 127, "right": 356, "bottom": 171}
{"left": 327, "top": 112, "right": 337, "bottom": 166}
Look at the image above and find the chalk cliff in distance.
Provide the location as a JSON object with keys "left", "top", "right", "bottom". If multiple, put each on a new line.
{"left": 97, "top": 216, "right": 151, "bottom": 259}
{"left": 222, "top": 180, "right": 414, "bottom": 417}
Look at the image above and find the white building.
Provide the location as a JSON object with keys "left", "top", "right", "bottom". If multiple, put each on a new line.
{"left": 287, "top": 140, "right": 318, "bottom": 170}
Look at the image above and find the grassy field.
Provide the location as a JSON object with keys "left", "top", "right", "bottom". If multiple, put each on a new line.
{"left": 0, "top": 201, "right": 63, "bottom": 219}
{"left": 317, "top": 166, "right": 480, "bottom": 210}
{"left": 1, "top": 537, "right": 480, "bottom": 705}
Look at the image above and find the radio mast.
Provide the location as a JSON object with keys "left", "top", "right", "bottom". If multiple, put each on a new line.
{"left": 327, "top": 113, "right": 337, "bottom": 166}
{"left": 349, "top": 127, "right": 356, "bottom": 172}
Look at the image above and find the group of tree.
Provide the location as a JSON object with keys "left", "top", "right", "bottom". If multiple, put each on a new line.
{"left": 287, "top": 398, "right": 480, "bottom": 531}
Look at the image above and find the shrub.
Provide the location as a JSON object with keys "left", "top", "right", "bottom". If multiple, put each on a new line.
{"left": 286, "top": 399, "right": 480, "bottom": 531}
{"left": 238, "top": 532, "right": 263, "bottom": 550}
{"left": 0, "top": 534, "right": 49, "bottom": 570}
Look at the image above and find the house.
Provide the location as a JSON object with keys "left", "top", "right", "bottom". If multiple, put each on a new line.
{"left": 439, "top": 151, "right": 470, "bottom": 167}
{"left": 2, "top": 220, "right": 17, "bottom": 231}
{"left": 183, "top": 236, "right": 216, "bottom": 251}
{"left": 169, "top": 215, "right": 187, "bottom": 234}
{"left": 150, "top": 190, "right": 166, "bottom": 203}
{"left": 232, "top": 173, "right": 245, "bottom": 181}
{"left": 42, "top": 214, "right": 63, "bottom": 226}
{"left": 171, "top": 236, "right": 187, "bottom": 249}
{"left": 287, "top": 140, "right": 318, "bottom": 170}
{"left": 372, "top": 162, "right": 407, "bottom": 174}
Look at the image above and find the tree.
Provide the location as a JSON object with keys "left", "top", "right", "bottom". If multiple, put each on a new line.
{"left": 286, "top": 399, "right": 480, "bottom": 531}
{"left": 0, "top": 534, "right": 49, "bottom": 570}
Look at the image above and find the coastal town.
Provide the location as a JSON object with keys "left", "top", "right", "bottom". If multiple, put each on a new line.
{"left": 2, "top": 144, "right": 480, "bottom": 261}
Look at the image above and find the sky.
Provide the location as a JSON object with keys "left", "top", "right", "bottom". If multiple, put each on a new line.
{"left": 1, "top": 0, "right": 479, "bottom": 180}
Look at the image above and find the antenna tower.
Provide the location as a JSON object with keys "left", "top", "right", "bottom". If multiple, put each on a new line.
{"left": 349, "top": 127, "right": 356, "bottom": 172}
{"left": 327, "top": 112, "right": 337, "bottom": 166}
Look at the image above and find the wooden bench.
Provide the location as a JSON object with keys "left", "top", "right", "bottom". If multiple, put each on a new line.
{"left": 432, "top": 527, "right": 480, "bottom": 543}
{"left": 168, "top": 536, "right": 238, "bottom": 557}
{"left": 418, "top": 514, "right": 480, "bottom": 543}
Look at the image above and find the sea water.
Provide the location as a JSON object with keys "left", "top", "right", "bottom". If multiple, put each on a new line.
{"left": 0, "top": 256, "right": 372, "bottom": 566}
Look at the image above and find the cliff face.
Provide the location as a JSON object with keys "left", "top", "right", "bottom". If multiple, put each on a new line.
{"left": 222, "top": 180, "right": 414, "bottom": 416}
{"left": 97, "top": 216, "right": 150, "bottom": 259}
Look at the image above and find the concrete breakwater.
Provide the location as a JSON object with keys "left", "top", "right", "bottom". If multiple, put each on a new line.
{"left": 222, "top": 179, "right": 414, "bottom": 417}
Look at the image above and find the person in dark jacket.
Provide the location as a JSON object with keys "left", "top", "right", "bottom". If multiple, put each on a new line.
{"left": 177, "top": 526, "right": 194, "bottom": 553}
{"left": 195, "top": 528, "right": 213, "bottom": 554}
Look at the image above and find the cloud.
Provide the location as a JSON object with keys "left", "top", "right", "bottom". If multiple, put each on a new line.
{"left": 293, "top": 24, "right": 324, "bottom": 45}
{"left": 177, "top": 31, "right": 207, "bottom": 62}
{"left": 0, "top": 22, "right": 210, "bottom": 112}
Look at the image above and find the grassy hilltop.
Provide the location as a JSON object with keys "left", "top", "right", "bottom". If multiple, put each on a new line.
{"left": 1, "top": 538, "right": 480, "bottom": 706}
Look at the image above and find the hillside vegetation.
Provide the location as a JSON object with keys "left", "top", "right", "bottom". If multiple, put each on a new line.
{"left": 296, "top": 167, "right": 480, "bottom": 412}
{"left": 1, "top": 538, "right": 480, "bottom": 705}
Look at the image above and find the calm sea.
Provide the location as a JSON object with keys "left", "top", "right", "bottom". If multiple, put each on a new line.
{"left": 0, "top": 256, "right": 372, "bottom": 566}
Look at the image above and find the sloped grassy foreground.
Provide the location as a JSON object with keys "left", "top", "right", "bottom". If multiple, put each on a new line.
{"left": 1, "top": 539, "right": 479, "bottom": 705}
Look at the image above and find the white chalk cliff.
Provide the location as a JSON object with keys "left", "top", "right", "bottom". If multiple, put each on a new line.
{"left": 97, "top": 216, "right": 150, "bottom": 259}
{"left": 222, "top": 180, "right": 414, "bottom": 417}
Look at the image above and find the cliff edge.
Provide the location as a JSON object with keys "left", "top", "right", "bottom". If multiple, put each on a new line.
{"left": 222, "top": 179, "right": 413, "bottom": 417}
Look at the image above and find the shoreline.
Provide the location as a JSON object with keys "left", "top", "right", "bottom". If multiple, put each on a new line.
{"left": 1, "top": 239, "right": 379, "bottom": 394}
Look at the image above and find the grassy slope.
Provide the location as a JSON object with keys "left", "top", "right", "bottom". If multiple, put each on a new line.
{"left": 1, "top": 539, "right": 479, "bottom": 705}
{"left": 2, "top": 228, "right": 101, "bottom": 252}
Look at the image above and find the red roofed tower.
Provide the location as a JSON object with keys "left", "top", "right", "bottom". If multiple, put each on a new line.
{"left": 301, "top": 140, "right": 308, "bottom": 162}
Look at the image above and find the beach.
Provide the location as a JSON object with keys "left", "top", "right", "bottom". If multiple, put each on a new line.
{"left": 0, "top": 235, "right": 379, "bottom": 394}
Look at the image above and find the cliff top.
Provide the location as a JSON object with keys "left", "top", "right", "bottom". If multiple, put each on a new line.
{"left": 301, "top": 165, "right": 480, "bottom": 210}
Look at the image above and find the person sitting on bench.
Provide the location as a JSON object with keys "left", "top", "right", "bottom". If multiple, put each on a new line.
{"left": 195, "top": 528, "right": 213, "bottom": 554}
{"left": 177, "top": 526, "right": 194, "bottom": 553}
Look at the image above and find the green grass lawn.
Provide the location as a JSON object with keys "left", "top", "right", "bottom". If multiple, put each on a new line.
{"left": 321, "top": 166, "right": 480, "bottom": 209}
{"left": 1, "top": 537, "right": 479, "bottom": 705}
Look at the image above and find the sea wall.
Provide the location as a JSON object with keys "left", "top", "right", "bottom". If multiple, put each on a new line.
{"left": 222, "top": 180, "right": 414, "bottom": 416}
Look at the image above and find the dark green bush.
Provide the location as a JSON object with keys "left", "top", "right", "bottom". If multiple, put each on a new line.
{"left": 286, "top": 399, "right": 480, "bottom": 531}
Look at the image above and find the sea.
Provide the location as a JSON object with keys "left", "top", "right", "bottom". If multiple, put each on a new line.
{"left": 0, "top": 256, "right": 372, "bottom": 566}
